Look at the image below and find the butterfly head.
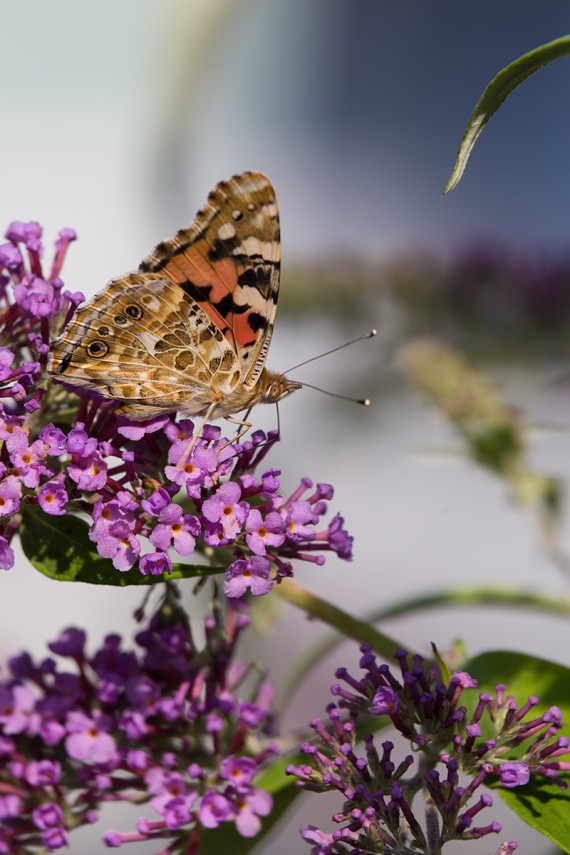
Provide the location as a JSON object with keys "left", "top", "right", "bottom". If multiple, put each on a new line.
{"left": 258, "top": 370, "right": 302, "bottom": 405}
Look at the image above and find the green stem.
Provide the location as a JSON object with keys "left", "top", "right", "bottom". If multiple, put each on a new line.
{"left": 274, "top": 579, "right": 410, "bottom": 706}
{"left": 275, "top": 579, "right": 408, "bottom": 654}
{"left": 373, "top": 586, "right": 570, "bottom": 620}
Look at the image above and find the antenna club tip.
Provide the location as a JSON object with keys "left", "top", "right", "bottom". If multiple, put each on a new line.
{"left": 361, "top": 398, "right": 371, "bottom": 407}
{"left": 369, "top": 329, "right": 377, "bottom": 337}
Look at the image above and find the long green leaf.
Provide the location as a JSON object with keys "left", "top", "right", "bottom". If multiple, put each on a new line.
{"left": 445, "top": 36, "right": 570, "bottom": 193}
{"left": 20, "top": 504, "right": 224, "bottom": 586}
{"left": 465, "top": 650, "right": 570, "bottom": 853}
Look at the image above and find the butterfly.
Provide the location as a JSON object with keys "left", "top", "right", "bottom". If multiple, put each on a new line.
{"left": 48, "top": 172, "right": 301, "bottom": 429}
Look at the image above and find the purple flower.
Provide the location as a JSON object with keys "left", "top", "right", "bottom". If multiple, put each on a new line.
{"left": 125, "top": 675, "right": 160, "bottom": 713}
{"left": 11, "top": 438, "right": 49, "bottom": 488}
{"left": 0, "top": 535, "right": 15, "bottom": 571}
{"left": 48, "top": 627, "right": 86, "bottom": 658}
{"left": 39, "top": 424, "right": 67, "bottom": 455}
{"left": 66, "top": 424, "right": 96, "bottom": 457}
{"left": 290, "top": 650, "right": 570, "bottom": 854}
{"left": 0, "top": 348, "right": 14, "bottom": 380}
{"left": 233, "top": 787, "right": 272, "bottom": 837}
{"left": 0, "top": 601, "right": 280, "bottom": 849}
{"left": 25, "top": 760, "right": 61, "bottom": 786}
{"left": 13, "top": 275, "right": 57, "bottom": 317}
{"left": 282, "top": 501, "right": 317, "bottom": 541}
{"left": 0, "top": 242, "right": 23, "bottom": 270}
{"left": 90, "top": 493, "right": 137, "bottom": 540}
{"left": 245, "top": 509, "right": 285, "bottom": 555}
{"left": 238, "top": 700, "right": 267, "bottom": 729}
{"left": 324, "top": 513, "right": 353, "bottom": 560}
{"left": 0, "top": 475, "right": 22, "bottom": 517}
{"left": 139, "top": 552, "right": 172, "bottom": 576}
{"left": 202, "top": 481, "right": 248, "bottom": 539}
{"left": 499, "top": 762, "right": 530, "bottom": 788}
{"left": 65, "top": 710, "right": 118, "bottom": 764}
{"left": 149, "top": 503, "right": 200, "bottom": 556}
{"left": 165, "top": 442, "right": 222, "bottom": 496}
{"left": 117, "top": 413, "right": 170, "bottom": 441}
{"left": 5, "top": 220, "right": 42, "bottom": 246}
{"left": 0, "top": 684, "right": 37, "bottom": 734}
{"left": 41, "top": 826, "right": 69, "bottom": 851}
{"left": 224, "top": 556, "right": 273, "bottom": 597}
{"left": 32, "top": 801, "right": 64, "bottom": 830}
{"left": 67, "top": 451, "right": 107, "bottom": 491}
{"left": 50, "top": 228, "right": 77, "bottom": 279}
{"left": 0, "top": 413, "right": 28, "bottom": 453}
{"left": 141, "top": 487, "right": 172, "bottom": 517}
{"left": 163, "top": 794, "right": 196, "bottom": 828}
{"left": 198, "top": 791, "right": 234, "bottom": 828}
{"left": 220, "top": 755, "right": 257, "bottom": 789}
{"left": 369, "top": 686, "right": 399, "bottom": 716}
{"left": 0, "top": 795, "right": 23, "bottom": 819}
{"left": 38, "top": 477, "right": 68, "bottom": 515}
{"left": 100, "top": 527, "right": 140, "bottom": 572}
{"left": 89, "top": 494, "right": 141, "bottom": 570}
{"left": 301, "top": 824, "right": 335, "bottom": 850}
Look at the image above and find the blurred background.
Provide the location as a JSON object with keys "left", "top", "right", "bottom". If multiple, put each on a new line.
{"left": 3, "top": 1, "right": 570, "bottom": 851}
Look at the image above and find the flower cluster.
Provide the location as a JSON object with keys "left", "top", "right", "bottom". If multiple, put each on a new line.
{"left": 0, "top": 592, "right": 277, "bottom": 852}
{"left": 287, "top": 647, "right": 570, "bottom": 854}
{"left": 0, "top": 221, "right": 352, "bottom": 590}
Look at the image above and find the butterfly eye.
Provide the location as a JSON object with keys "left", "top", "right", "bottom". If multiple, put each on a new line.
{"left": 87, "top": 340, "right": 109, "bottom": 358}
{"left": 125, "top": 304, "right": 143, "bottom": 320}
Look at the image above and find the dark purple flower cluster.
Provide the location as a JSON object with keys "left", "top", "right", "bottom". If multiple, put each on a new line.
{"left": 287, "top": 647, "right": 570, "bottom": 854}
{"left": 0, "top": 221, "right": 353, "bottom": 589}
{"left": 0, "top": 594, "right": 277, "bottom": 852}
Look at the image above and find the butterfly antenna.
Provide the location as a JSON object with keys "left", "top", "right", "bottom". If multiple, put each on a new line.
{"left": 284, "top": 329, "right": 377, "bottom": 374}
{"left": 294, "top": 380, "right": 371, "bottom": 407}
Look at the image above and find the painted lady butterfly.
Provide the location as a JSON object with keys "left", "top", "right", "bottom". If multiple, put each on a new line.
{"left": 48, "top": 172, "right": 300, "bottom": 426}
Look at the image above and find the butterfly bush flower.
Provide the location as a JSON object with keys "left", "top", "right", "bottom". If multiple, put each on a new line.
{"left": 0, "top": 220, "right": 353, "bottom": 590}
{"left": 0, "top": 591, "right": 277, "bottom": 851}
{"left": 287, "top": 647, "right": 570, "bottom": 854}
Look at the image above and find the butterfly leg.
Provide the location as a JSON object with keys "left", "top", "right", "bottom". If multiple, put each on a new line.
{"left": 176, "top": 403, "right": 220, "bottom": 467}
{"left": 222, "top": 410, "right": 253, "bottom": 447}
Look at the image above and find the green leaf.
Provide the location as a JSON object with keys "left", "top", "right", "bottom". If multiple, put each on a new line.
{"left": 445, "top": 36, "right": 570, "bottom": 193}
{"left": 465, "top": 650, "right": 570, "bottom": 853}
{"left": 20, "top": 504, "right": 224, "bottom": 586}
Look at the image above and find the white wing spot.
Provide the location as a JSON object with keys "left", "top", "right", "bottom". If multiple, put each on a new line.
{"left": 231, "top": 209, "right": 243, "bottom": 221}
{"left": 218, "top": 222, "right": 237, "bottom": 240}
{"left": 234, "top": 237, "right": 279, "bottom": 262}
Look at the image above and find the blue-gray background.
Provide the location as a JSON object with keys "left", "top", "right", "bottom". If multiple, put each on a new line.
{"left": 2, "top": 3, "right": 570, "bottom": 852}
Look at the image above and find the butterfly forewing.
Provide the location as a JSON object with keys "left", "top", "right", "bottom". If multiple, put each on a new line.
{"left": 138, "top": 172, "right": 280, "bottom": 390}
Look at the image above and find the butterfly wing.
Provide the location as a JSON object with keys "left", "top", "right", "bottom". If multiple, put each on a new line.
{"left": 48, "top": 172, "right": 281, "bottom": 419}
{"left": 138, "top": 171, "right": 280, "bottom": 390}
{"left": 49, "top": 273, "right": 241, "bottom": 419}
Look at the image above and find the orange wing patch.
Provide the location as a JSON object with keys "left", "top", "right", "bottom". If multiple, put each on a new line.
{"left": 139, "top": 172, "right": 280, "bottom": 380}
